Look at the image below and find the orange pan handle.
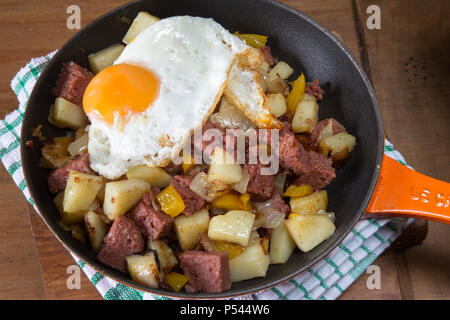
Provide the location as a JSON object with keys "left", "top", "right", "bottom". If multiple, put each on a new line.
{"left": 364, "top": 154, "right": 450, "bottom": 224}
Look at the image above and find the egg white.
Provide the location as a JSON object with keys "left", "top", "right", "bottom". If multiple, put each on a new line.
{"left": 87, "top": 16, "right": 249, "bottom": 179}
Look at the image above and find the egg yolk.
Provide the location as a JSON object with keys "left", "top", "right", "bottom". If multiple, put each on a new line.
{"left": 83, "top": 63, "right": 160, "bottom": 124}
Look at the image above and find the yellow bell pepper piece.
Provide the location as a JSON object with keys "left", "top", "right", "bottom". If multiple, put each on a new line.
{"left": 181, "top": 153, "right": 194, "bottom": 173}
{"left": 283, "top": 184, "right": 314, "bottom": 198}
{"left": 166, "top": 272, "right": 190, "bottom": 292}
{"left": 211, "top": 193, "right": 252, "bottom": 211}
{"left": 239, "top": 193, "right": 253, "bottom": 211}
{"left": 157, "top": 185, "right": 185, "bottom": 218}
{"left": 215, "top": 241, "right": 245, "bottom": 260}
{"left": 288, "top": 213, "right": 301, "bottom": 219}
{"left": 233, "top": 32, "right": 268, "bottom": 48}
{"left": 286, "top": 73, "right": 306, "bottom": 112}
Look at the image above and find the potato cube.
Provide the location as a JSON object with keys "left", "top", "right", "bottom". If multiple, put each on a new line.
{"left": 148, "top": 240, "right": 178, "bottom": 277}
{"left": 88, "top": 43, "right": 125, "bottom": 74}
{"left": 292, "top": 94, "right": 318, "bottom": 133}
{"left": 319, "top": 132, "right": 356, "bottom": 156}
{"left": 54, "top": 191, "right": 84, "bottom": 224}
{"left": 174, "top": 209, "right": 210, "bottom": 251}
{"left": 122, "top": 12, "right": 160, "bottom": 44}
{"left": 289, "top": 190, "right": 328, "bottom": 215}
{"left": 269, "top": 222, "right": 297, "bottom": 264}
{"left": 103, "top": 179, "right": 150, "bottom": 220}
{"left": 126, "top": 252, "right": 160, "bottom": 288}
{"left": 285, "top": 215, "right": 335, "bottom": 252}
{"left": 207, "top": 147, "right": 242, "bottom": 184}
{"left": 84, "top": 211, "right": 107, "bottom": 252}
{"left": 229, "top": 241, "right": 270, "bottom": 282}
{"left": 41, "top": 137, "right": 74, "bottom": 169}
{"left": 51, "top": 97, "right": 87, "bottom": 130}
{"left": 267, "top": 93, "right": 287, "bottom": 117}
{"left": 126, "top": 165, "right": 172, "bottom": 188}
{"left": 63, "top": 171, "right": 103, "bottom": 214}
{"left": 208, "top": 210, "right": 255, "bottom": 246}
{"left": 268, "top": 61, "right": 294, "bottom": 81}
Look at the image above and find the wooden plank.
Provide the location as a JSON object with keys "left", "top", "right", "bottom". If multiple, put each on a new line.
{"left": 0, "top": 0, "right": 129, "bottom": 300}
{"left": 0, "top": 169, "right": 45, "bottom": 299}
{"left": 28, "top": 205, "right": 101, "bottom": 299}
{"left": 356, "top": 0, "right": 450, "bottom": 300}
{"left": 1, "top": 0, "right": 441, "bottom": 300}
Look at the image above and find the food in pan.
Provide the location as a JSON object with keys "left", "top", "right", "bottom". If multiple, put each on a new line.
{"left": 37, "top": 13, "right": 356, "bottom": 293}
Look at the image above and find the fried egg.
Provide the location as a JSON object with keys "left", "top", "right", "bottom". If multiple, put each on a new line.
{"left": 224, "top": 49, "right": 282, "bottom": 129}
{"left": 83, "top": 16, "right": 249, "bottom": 179}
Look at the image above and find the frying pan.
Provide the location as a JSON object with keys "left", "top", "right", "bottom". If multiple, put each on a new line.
{"left": 19, "top": 0, "right": 450, "bottom": 299}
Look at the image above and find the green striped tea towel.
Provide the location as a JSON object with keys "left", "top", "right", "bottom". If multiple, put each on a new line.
{"left": 1, "top": 52, "right": 414, "bottom": 300}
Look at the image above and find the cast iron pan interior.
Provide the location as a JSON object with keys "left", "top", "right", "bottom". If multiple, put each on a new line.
{"left": 20, "top": 0, "right": 384, "bottom": 298}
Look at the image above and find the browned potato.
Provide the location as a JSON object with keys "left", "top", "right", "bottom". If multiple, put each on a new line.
{"left": 40, "top": 137, "right": 74, "bottom": 169}
{"left": 319, "top": 132, "right": 356, "bottom": 157}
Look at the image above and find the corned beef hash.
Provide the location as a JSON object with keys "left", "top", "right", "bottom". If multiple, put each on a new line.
{"left": 36, "top": 13, "right": 356, "bottom": 293}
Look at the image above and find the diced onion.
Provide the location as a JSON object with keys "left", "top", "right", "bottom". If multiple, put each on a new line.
{"left": 209, "top": 99, "right": 256, "bottom": 130}
{"left": 231, "top": 169, "right": 250, "bottom": 194}
{"left": 253, "top": 200, "right": 285, "bottom": 229}
{"left": 189, "top": 172, "right": 228, "bottom": 202}
{"left": 317, "top": 120, "right": 334, "bottom": 142}
{"left": 67, "top": 133, "right": 88, "bottom": 156}
{"left": 273, "top": 173, "right": 286, "bottom": 195}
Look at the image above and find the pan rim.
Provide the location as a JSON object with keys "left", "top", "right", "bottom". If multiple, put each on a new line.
{"left": 20, "top": 0, "right": 384, "bottom": 299}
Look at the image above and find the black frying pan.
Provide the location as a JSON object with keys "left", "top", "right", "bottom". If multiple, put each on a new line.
{"left": 20, "top": 0, "right": 449, "bottom": 299}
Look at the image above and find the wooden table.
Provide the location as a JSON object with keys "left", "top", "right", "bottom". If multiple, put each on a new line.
{"left": 0, "top": 0, "right": 448, "bottom": 300}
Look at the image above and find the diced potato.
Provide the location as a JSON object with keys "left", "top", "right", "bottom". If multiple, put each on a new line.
{"left": 319, "top": 132, "right": 356, "bottom": 156}
{"left": 63, "top": 171, "right": 103, "bottom": 214}
{"left": 84, "top": 211, "right": 107, "bottom": 252}
{"left": 50, "top": 97, "right": 87, "bottom": 130}
{"left": 149, "top": 240, "right": 178, "bottom": 276}
{"left": 207, "top": 147, "right": 242, "bottom": 184}
{"left": 286, "top": 73, "right": 305, "bottom": 112}
{"left": 268, "top": 61, "right": 294, "bottom": 81}
{"left": 96, "top": 177, "right": 109, "bottom": 203}
{"left": 289, "top": 190, "right": 328, "bottom": 215}
{"left": 208, "top": 210, "right": 255, "bottom": 247}
{"left": 285, "top": 215, "right": 335, "bottom": 252}
{"left": 126, "top": 252, "right": 160, "bottom": 288}
{"left": 103, "top": 179, "right": 150, "bottom": 220}
{"left": 122, "top": 12, "right": 160, "bottom": 44}
{"left": 267, "top": 93, "right": 287, "bottom": 117}
{"left": 88, "top": 43, "right": 125, "bottom": 74}
{"left": 269, "top": 222, "right": 296, "bottom": 264}
{"left": 40, "top": 137, "right": 74, "bottom": 169}
{"left": 174, "top": 209, "right": 210, "bottom": 251}
{"left": 126, "top": 165, "right": 172, "bottom": 188}
{"left": 292, "top": 93, "right": 318, "bottom": 133}
{"left": 54, "top": 191, "right": 84, "bottom": 224}
{"left": 229, "top": 241, "right": 270, "bottom": 282}
{"left": 67, "top": 133, "right": 88, "bottom": 157}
